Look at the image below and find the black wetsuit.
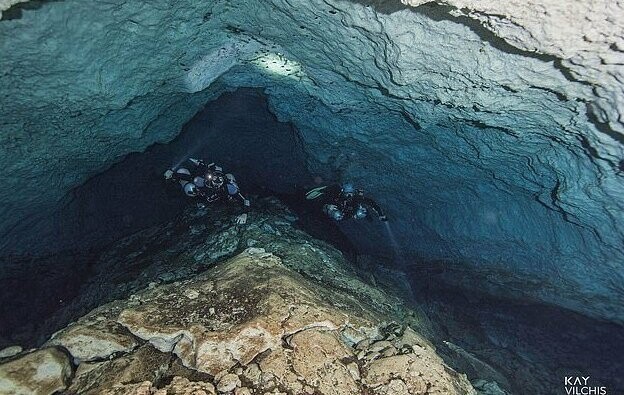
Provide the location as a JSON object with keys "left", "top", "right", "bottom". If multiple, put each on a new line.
{"left": 170, "top": 160, "right": 249, "bottom": 207}
{"left": 308, "top": 184, "right": 385, "bottom": 220}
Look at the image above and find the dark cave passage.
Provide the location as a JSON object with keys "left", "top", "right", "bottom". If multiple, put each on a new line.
{"left": 48, "top": 88, "right": 314, "bottom": 252}
{"left": 407, "top": 265, "right": 624, "bottom": 394}
{"left": 0, "top": 88, "right": 359, "bottom": 347}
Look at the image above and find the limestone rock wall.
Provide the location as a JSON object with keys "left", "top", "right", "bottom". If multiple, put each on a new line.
{"left": 0, "top": 0, "right": 623, "bottom": 323}
{"left": 404, "top": 0, "right": 624, "bottom": 136}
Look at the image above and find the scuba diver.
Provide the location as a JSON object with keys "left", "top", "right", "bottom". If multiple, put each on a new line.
{"left": 305, "top": 182, "right": 388, "bottom": 222}
{"left": 164, "top": 158, "right": 250, "bottom": 224}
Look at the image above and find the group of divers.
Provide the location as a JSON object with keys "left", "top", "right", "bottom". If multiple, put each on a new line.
{"left": 164, "top": 158, "right": 388, "bottom": 225}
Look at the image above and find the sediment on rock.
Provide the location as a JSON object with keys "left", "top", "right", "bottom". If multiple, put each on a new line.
{"left": 0, "top": 201, "right": 482, "bottom": 394}
{"left": 1, "top": 252, "right": 477, "bottom": 394}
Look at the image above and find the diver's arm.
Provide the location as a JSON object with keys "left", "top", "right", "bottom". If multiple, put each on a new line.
{"left": 164, "top": 169, "right": 193, "bottom": 182}
{"left": 225, "top": 181, "right": 250, "bottom": 207}
{"left": 323, "top": 184, "right": 343, "bottom": 202}
{"left": 232, "top": 190, "right": 250, "bottom": 225}
{"left": 306, "top": 184, "right": 331, "bottom": 202}
{"left": 189, "top": 158, "right": 206, "bottom": 167}
{"left": 189, "top": 158, "right": 215, "bottom": 173}
{"left": 235, "top": 192, "right": 251, "bottom": 208}
{"left": 360, "top": 197, "right": 387, "bottom": 221}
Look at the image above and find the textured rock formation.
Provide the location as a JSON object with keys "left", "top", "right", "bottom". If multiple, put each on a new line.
{"left": 0, "top": 346, "right": 22, "bottom": 359}
{"left": 0, "top": 0, "right": 26, "bottom": 19}
{"left": 0, "top": 201, "right": 479, "bottom": 394}
{"left": 0, "top": 0, "right": 622, "bottom": 326}
{"left": 403, "top": 0, "right": 624, "bottom": 134}
{"left": 0, "top": 347, "right": 73, "bottom": 394}
{"left": 2, "top": 197, "right": 620, "bottom": 394}
{"left": 47, "top": 320, "right": 139, "bottom": 363}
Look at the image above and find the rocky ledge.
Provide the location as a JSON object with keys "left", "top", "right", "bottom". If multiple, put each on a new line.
{"left": 0, "top": 199, "right": 479, "bottom": 394}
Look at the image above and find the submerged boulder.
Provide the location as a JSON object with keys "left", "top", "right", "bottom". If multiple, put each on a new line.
{"left": 59, "top": 248, "right": 474, "bottom": 394}
{"left": 47, "top": 319, "right": 139, "bottom": 363}
{"left": 0, "top": 347, "right": 73, "bottom": 395}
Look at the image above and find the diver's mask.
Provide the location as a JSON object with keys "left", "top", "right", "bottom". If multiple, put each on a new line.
{"left": 205, "top": 172, "right": 225, "bottom": 188}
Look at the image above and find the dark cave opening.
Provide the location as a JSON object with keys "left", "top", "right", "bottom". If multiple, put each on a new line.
{"left": 0, "top": 88, "right": 361, "bottom": 347}
{"left": 50, "top": 88, "right": 315, "bottom": 252}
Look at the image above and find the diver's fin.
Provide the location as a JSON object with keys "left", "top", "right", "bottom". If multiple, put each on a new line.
{"left": 305, "top": 186, "right": 328, "bottom": 200}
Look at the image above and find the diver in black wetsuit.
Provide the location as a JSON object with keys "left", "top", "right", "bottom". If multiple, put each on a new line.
{"left": 164, "top": 158, "right": 250, "bottom": 223}
{"left": 305, "top": 182, "right": 388, "bottom": 222}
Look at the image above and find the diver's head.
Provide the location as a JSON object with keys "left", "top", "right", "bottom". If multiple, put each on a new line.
{"left": 341, "top": 182, "right": 355, "bottom": 198}
{"left": 205, "top": 171, "right": 225, "bottom": 188}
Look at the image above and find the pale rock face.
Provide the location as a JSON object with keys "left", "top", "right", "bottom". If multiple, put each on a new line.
{"left": 403, "top": 0, "right": 624, "bottom": 135}
{"left": 115, "top": 251, "right": 377, "bottom": 376}
{"left": 242, "top": 364, "right": 262, "bottom": 387}
{"left": 68, "top": 344, "right": 171, "bottom": 395}
{"left": 0, "top": 348, "right": 73, "bottom": 395}
{"left": 289, "top": 329, "right": 359, "bottom": 394}
{"left": 101, "top": 381, "right": 154, "bottom": 395}
{"left": 216, "top": 373, "right": 241, "bottom": 393}
{"left": 157, "top": 377, "right": 217, "bottom": 395}
{"left": 366, "top": 354, "right": 470, "bottom": 394}
{"left": 105, "top": 377, "right": 218, "bottom": 395}
{"left": 0, "top": 346, "right": 22, "bottom": 360}
{"left": 47, "top": 319, "right": 139, "bottom": 362}
{"left": 235, "top": 388, "right": 253, "bottom": 395}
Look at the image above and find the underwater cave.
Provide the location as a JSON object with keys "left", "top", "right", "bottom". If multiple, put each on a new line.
{"left": 0, "top": 1, "right": 623, "bottom": 394}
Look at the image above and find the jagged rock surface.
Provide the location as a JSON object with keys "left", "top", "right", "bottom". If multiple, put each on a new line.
{"left": 0, "top": 347, "right": 72, "bottom": 394}
{"left": 0, "top": 0, "right": 622, "bottom": 322}
{"left": 0, "top": 201, "right": 478, "bottom": 394}
{"left": 0, "top": 0, "right": 26, "bottom": 19}
{"left": 403, "top": 0, "right": 624, "bottom": 136}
